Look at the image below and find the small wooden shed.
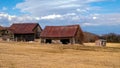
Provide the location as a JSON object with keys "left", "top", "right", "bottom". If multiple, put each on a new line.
{"left": 40, "top": 25, "right": 84, "bottom": 44}
{"left": 95, "top": 39, "right": 107, "bottom": 46}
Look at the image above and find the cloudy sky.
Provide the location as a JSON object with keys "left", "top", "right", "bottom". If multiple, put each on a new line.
{"left": 0, "top": 0, "right": 120, "bottom": 34}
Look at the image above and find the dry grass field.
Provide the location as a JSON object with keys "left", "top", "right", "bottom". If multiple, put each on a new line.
{"left": 0, "top": 41, "right": 120, "bottom": 68}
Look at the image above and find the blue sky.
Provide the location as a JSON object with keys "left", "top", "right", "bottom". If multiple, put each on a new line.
{"left": 0, "top": 0, "right": 120, "bottom": 35}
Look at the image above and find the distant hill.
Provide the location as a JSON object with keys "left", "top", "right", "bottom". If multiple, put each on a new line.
{"left": 83, "top": 32, "right": 99, "bottom": 42}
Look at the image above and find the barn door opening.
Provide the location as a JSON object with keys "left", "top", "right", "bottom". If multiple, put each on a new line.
{"left": 60, "top": 39, "right": 70, "bottom": 44}
{"left": 45, "top": 39, "right": 52, "bottom": 43}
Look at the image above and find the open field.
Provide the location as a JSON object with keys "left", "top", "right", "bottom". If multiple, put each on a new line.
{"left": 0, "top": 41, "right": 120, "bottom": 68}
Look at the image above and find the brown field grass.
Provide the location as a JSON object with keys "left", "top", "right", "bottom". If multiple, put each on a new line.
{"left": 0, "top": 41, "right": 120, "bottom": 68}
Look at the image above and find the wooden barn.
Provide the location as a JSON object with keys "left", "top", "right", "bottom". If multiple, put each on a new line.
{"left": 4, "top": 23, "right": 42, "bottom": 41}
{"left": 40, "top": 25, "right": 84, "bottom": 44}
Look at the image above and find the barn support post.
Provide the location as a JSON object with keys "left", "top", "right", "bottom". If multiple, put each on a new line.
{"left": 33, "top": 33, "right": 35, "bottom": 41}
{"left": 70, "top": 38, "right": 75, "bottom": 44}
{"left": 73, "top": 38, "right": 75, "bottom": 44}
{"left": 15, "top": 37, "right": 17, "bottom": 42}
{"left": 12, "top": 34, "right": 14, "bottom": 41}
{"left": 41, "top": 38, "right": 45, "bottom": 43}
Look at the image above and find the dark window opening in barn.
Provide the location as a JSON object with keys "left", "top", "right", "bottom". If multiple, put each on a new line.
{"left": 45, "top": 39, "right": 52, "bottom": 43}
{"left": 60, "top": 39, "right": 70, "bottom": 44}
{"left": 25, "top": 36, "right": 34, "bottom": 41}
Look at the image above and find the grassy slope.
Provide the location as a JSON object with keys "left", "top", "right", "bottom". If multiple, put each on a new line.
{"left": 0, "top": 41, "right": 120, "bottom": 68}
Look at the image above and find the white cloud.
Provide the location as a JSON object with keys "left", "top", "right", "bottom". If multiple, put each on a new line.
{"left": 0, "top": 12, "right": 40, "bottom": 26}
{"left": 41, "top": 14, "right": 62, "bottom": 20}
{"left": 0, "top": 12, "right": 120, "bottom": 27}
{"left": 15, "top": 0, "right": 106, "bottom": 16}
{"left": 64, "top": 13, "right": 76, "bottom": 16}
{"left": 57, "top": 4, "right": 80, "bottom": 8}
{"left": 82, "top": 22, "right": 100, "bottom": 26}
{"left": 76, "top": 8, "right": 88, "bottom": 13}
{"left": 83, "top": 13, "right": 120, "bottom": 26}
{"left": 0, "top": 0, "right": 119, "bottom": 27}
{"left": 92, "top": 16, "right": 97, "bottom": 20}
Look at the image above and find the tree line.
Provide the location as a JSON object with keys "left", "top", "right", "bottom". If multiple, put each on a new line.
{"left": 101, "top": 33, "right": 120, "bottom": 43}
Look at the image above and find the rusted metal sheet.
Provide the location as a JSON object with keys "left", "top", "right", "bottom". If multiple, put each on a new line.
{"left": 40, "top": 25, "right": 82, "bottom": 38}
{"left": 9, "top": 23, "right": 39, "bottom": 34}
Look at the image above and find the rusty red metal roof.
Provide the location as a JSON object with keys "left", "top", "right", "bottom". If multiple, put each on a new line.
{"left": 9, "top": 23, "right": 39, "bottom": 34}
{"left": 40, "top": 25, "right": 81, "bottom": 38}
